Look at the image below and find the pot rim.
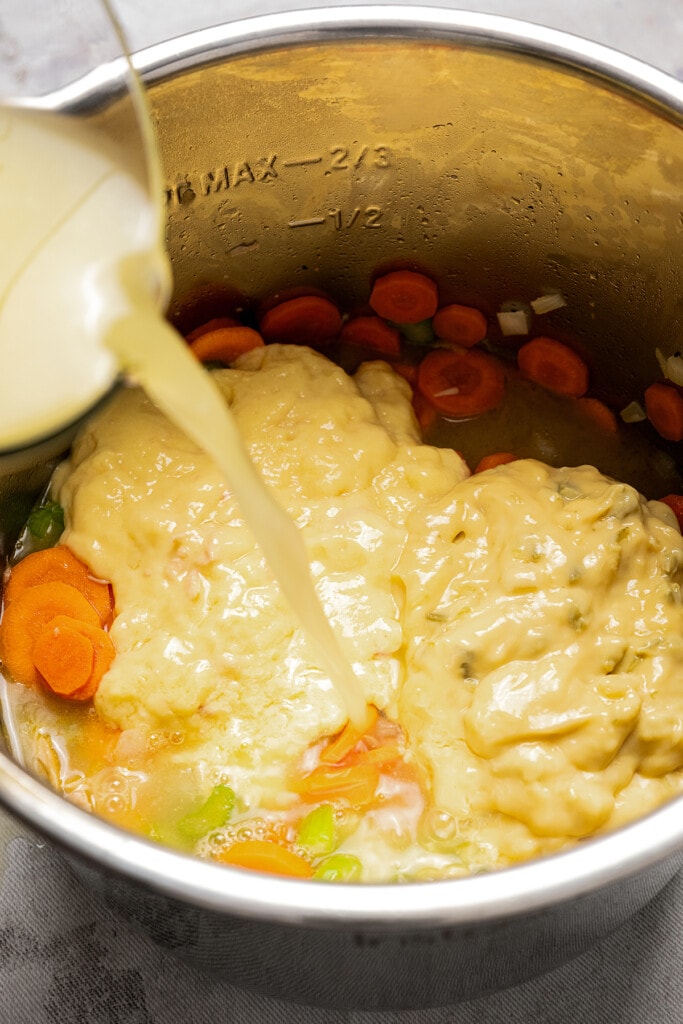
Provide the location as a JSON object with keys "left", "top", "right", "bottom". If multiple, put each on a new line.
{"left": 2, "top": 5, "right": 683, "bottom": 930}
{"left": 132, "top": 3, "right": 683, "bottom": 118}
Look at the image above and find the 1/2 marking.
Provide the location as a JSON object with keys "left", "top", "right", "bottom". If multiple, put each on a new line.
{"left": 288, "top": 206, "right": 383, "bottom": 230}
{"left": 327, "top": 206, "right": 382, "bottom": 229}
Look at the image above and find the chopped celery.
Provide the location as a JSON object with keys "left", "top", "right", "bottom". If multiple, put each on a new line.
{"left": 314, "top": 853, "right": 362, "bottom": 882}
{"left": 178, "top": 784, "right": 235, "bottom": 842}
{"left": 27, "top": 501, "right": 64, "bottom": 547}
{"left": 297, "top": 803, "right": 337, "bottom": 856}
{"left": 395, "top": 318, "right": 435, "bottom": 347}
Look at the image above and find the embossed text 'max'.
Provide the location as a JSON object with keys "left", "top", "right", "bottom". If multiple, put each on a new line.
{"left": 164, "top": 144, "right": 392, "bottom": 206}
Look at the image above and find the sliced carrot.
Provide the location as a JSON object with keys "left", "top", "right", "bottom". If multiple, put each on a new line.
{"left": 575, "top": 397, "right": 618, "bottom": 434}
{"left": 432, "top": 303, "right": 487, "bottom": 348}
{"left": 369, "top": 270, "right": 438, "bottom": 324}
{"left": 217, "top": 839, "right": 313, "bottom": 878}
{"left": 475, "top": 452, "right": 518, "bottom": 473}
{"left": 259, "top": 295, "right": 342, "bottom": 346}
{"left": 339, "top": 316, "right": 401, "bottom": 356}
{"left": 185, "top": 316, "right": 239, "bottom": 343}
{"left": 4, "top": 546, "right": 113, "bottom": 625}
{"left": 32, "top": 621, "right": 93, "bottom": 697}
{"left": 257, "top": 285, "right": 331, "bottom": 318}
{"left": 659, "top": 494, "right": 683, "bottom": 530}
{"left": 32, "top": 614, "right": 116, "bottom": 701}
{"left": 417, "top": 348, "right": 505, "bottom": 418}
{"left": 293, "top": 763, "right": 380, "bottom": 807}
{"left": 0, "top": 582, "right": 101, "bottom": 687}
{"left": 644, "top": 382, "right": 683, "bottom": 442}
{"left": 319, "top": 705, "right": 379, "bottom": 765}
{"left": 392, "top": 361, "right": 419, "bottom": 387}
{"left": 189, "top": 325, "right": 264, "bottom": 365}
{"left": 517, "top": 336, "right": 589, "bottom": 399}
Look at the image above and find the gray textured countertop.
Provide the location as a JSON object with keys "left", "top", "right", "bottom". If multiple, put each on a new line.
{"left": 1, "top": 2, "right": 683, "bottom": 1021}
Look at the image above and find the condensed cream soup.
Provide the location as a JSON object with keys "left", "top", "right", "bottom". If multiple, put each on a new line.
{"left": 20, "top": 344, "right": 680, "bottom": 880}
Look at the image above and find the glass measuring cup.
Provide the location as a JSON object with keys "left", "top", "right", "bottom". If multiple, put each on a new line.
{"left": 0, "top": 0, "right": 169, "bottom": 456}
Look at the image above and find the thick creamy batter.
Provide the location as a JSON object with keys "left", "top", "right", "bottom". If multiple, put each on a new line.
{"left": 48, "top": 345, "right": 683, "bottom": 875}
{"left": 54, "top": 345, "right": 467, "bottom": 813}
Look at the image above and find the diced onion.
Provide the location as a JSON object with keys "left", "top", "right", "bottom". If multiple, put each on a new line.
{"left": 654, "top": 347, "right": 683, "bottom": 385}
{"left": 655, "top": 347, "right": 668, "bottom": 376}
{"left": 530, "top": 293, "right": 566, "bottom": 314}
{"left": 665, "top": 353, "right": 683, "bottom": 386}
{"left": 620, "top": 400, "right": 647, "bottom": 423}
{"left": 496, "top": 310, "right": 530, "bottom": 336}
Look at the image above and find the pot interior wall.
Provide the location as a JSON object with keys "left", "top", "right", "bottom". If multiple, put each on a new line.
{"left": 148, "top": 39, "right": 683, "bottom": 418}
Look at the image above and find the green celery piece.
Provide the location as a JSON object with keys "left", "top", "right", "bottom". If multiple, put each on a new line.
{"left": 395, "top": 318, "right": 435, "bottom": 347}
{"left": 314, "top": 853, "right": 362, "bottom": 882}
{"left": 178, "top": 784, "right": 235, "bottom": 842}
{"left": 297, "top": 804, "right": 337, "bottom": 856}
{"left": 27, "top": 501, "right": 65, "bottom": 546}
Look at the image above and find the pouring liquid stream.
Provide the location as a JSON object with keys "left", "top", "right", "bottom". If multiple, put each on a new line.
{"left": 0, "top": 105, "right": 366, "bottom": 728}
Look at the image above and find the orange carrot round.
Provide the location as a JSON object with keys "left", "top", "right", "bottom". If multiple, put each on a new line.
{"left": 644, "top": 382, "right": 683, "bottom": 442}
{"left": 475, "top": 452, "right": 518, "bottom": 473}
{"left": 432, "top": 303, "right": 487, "bottom": 348}
{"left": 339, "top": 316, "right": 401, "bottom": 356}
{"left": 186, "top": 316, "right": 239, "bottom": 343}
{"left": 189, "top": 325, "right": 264, "bottom": 365}
{"left": 575, "top": 396, "right": 618, "bottom": 434}
{"left": 417, "top": 348, "right": 506, "bottom": 418}
{"left": 259, "top": 295, "right": 342, "bottom": 346}
{"left": 32, "top": 622, "right": 94, "bottom": 697}
{"left": 0, "top": 582, "right": 102, "bottom": 687}
{"left": 293, "top": 762, "right": 380, "bottom": 807}
{"left": 4, "top": 546, "right": 113, "bottom": 625}
{"left": 32, "top": 615, "right": 116, "bottom": 701}
{"left": 660, "top": 494, "right": 683, "bottom": 530}
{"left": 217, "top": 839, "right": 313, "bottom": 878}
{"left": 369, "top": 270, "right": 438, "bottom": 324}
{"left": 517, "top": 336, "right": 589, "bottom": 398}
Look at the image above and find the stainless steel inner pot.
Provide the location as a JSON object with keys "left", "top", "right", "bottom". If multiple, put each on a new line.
{"left": 1, "top": 6, "right": 683, "bottom": 1011}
